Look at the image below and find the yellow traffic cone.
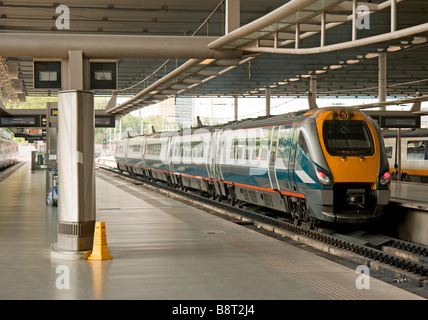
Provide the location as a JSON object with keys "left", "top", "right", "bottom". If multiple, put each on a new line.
{"left": 88, "top": 222, "right": 113, "bottom": 261}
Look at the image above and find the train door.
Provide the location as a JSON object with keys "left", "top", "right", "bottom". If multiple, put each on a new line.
{"left": 274, "top": 126, "right": 292, "bottom": 190}
{"left": 268, "top": 126, "right": 280, "bottom": 190}
{"left": 215, "top": 130, "right": 224, "bottom": 180}
{"left": 207, "top": 132, "right": 215, "bottom": 179}
{"left": 167, "top": 135, "right": 174, "bottom": 174}
{"left": 288, "top": 128, "right": 298, "bottom": 192}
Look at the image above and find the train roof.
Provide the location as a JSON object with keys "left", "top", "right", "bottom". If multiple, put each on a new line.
{"left": 118, "top": 106, "right": 368, "bottom": 141}
{"left": 201, "top": 106, "right": 366, "bottom": 131}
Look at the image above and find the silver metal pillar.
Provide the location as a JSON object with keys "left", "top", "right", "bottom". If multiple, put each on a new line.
{"left": 352, "top": 0, "right": 358, "bottom": 41}
{"left": 234, "top": 96, "right": 238, "bottom": 121}
{"left": 320, "top": 11, "right": 326, "bottom": 47}
{"left": 308, "top": 76, "right": 318, "bottom": 109}
{"left": 266, "top": 88, "right": 271, "bottom": 116}
{"left": 295, "top": 24, "right": 300, "bottom": 49}
{"left": 391, "top": 0, "right": 397, "bottom": 32}
{"left": 51, "top": 50, "right": 96, "bottom": 259}
{"left": 53, "top": 90, "right": 95, "bottom": 256}
{"left": 378, "top": 52, "right": 387, "bottom": 110}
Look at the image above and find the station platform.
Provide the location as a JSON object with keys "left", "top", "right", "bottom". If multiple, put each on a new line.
{"left": 0, "top": 161, "right": 425, "bottom": 302}
{"left": 388, "top": 181, "right": 428, "bottom": 246}
{"left": 390, "top": 181, "right": 428, "bottom": 210}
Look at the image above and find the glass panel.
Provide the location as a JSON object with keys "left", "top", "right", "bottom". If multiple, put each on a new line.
{"left": 323, "top": 120, "right": 374, "bottom": 156}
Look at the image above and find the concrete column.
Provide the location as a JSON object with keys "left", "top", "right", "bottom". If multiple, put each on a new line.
{"left": 234, "top": 96, "right": 238, "bottom": 121}
{"left": 308, "top": 76, "right": 318, "bottom": 109}
{"left": 295, "top": 24, "right": 300, "bottom": 49}
{"left": 391, "top": 0, "right": 397, "bottom": 32}
{"left": 266, "top": 88, "right": 271, "bottom": 116}
{"left": 320, "top": 11, "right": 326, "bottom": 47}
{"left": 51, "top": 50, "right": 96, "bottom": 259}
{"left": 378, "top": 52, "right": 387, "bottom": 110}
{"left": 352, "top": 0, "right": 358, "bottom": 41}
{"left": 225, "top": 0, "right": 240, "bottom": 34}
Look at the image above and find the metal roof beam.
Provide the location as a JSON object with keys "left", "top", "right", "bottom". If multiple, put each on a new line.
{"left": 240, "top": 22, "right": 428, "bottom": 54}
{"left": 0, "top": 33, "right": 242, "bottom": 60}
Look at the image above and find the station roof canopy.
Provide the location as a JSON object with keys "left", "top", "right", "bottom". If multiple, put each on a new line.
{"left": 1, "top": 0, "right": 428, "bottom": 115}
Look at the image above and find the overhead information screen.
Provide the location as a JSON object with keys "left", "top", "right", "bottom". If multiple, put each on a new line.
{"left": 380, "top": 116, "right": 420, "bottom": 129}
{"left": 0, "top": 115, "right": 41, "bottom": 127}
{"left": 95, "top": 115, "right": 115, "bottom": 128}
{"left": 90, "top": 61, "right": 117, "bottom": 90}
{"left": 0, "top": 114, "right": 114, "bottom": 128}
{"left": 33, "top": 61, "right": 62, "bottom": 89}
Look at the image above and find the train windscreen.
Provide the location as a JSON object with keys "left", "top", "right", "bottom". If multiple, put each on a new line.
{"left": 322, "top": 120, "right": 374, "bottom": 156}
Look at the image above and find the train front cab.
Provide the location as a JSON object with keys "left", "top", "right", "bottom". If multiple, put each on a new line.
{"left": 299, "top": 108, "right": 391, "bottom": 224}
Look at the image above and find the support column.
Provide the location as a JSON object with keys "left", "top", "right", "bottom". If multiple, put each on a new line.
{"left": 295, "top": 24, "right": 300, "bottom": 49}
{"left": 391, "top": 0, "right": 397, "bottom": 32}
{"left": 234, "top": 96, "right": 238, "bottom": 121}
{"left": 352, "top": 0, "right": 358, "bottom": 41}
{"left": 225, "top": 0, "right": 240, "bottom": 34}
{"left": 320, "top": 11, "right": 326, "bottom": 47}
{"left": 308, "top": 76, "right": 318, "bottom": 109}
{"left": 51, "top": 50, "right": 96, "bottom": 259}
{"left": 265, "top": 88, "right": 271, "bottom": 116}
{"left": 378, "top": 52, "right": 387, "bottom": 110}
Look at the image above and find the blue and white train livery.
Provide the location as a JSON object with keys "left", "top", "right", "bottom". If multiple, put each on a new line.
{"left": 115, "top": 107, "right": 391, "bottom": 225}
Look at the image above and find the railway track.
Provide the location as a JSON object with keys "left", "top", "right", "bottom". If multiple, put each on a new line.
{"left": 97, "top": 165, "right": 428, "bottom": 289}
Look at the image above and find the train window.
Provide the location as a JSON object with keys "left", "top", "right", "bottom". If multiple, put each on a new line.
{"left": 146, "top": 143, "right": 162, "bottom": 156}
{"left": 191, "top": 141, "right": 204, "bottom": 158}
{"left": 323, "top": 120, "right": 374, "bottom": 156}
{"left": 407, "top": 140, "right": 427, "bottom": 160}
{"left": 277, "top": 128, "right": 292, "bottom": 164}
{"left": 385, "top": 146, "right": 393, "bottom": 159}
{"left": 131, "top": 144, "right": 141, "bottom": 153}
{"left": 173, "top": 142, "right": 183, "bottom": 157}
{"left": 298, "top": 131, "right": 310, "bottom": 157}
{"left": 260, "top": 128, "right": 271, "bottom": 160}
{"left": 218, "top": 139, "right": 223, "bottom": 158}
{"left": 250, "top": 138, "right": 261, "bottom": 159}
{"left": 231, "top": 138, "right": 246, "bottom": 160}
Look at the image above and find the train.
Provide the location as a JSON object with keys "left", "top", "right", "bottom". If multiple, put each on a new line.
{"left": 114, "top": 107, "right": 391, "bottom": 226}
{"left": 0, "top": 129, "right": 19, "bottom": 170}
{"left": 383, "top": 128, "right": 428, "bottom": 183}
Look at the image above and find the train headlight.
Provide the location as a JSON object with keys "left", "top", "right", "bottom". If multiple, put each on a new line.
{"left": 380, "top": 171, "right": 391, "bottom": 185}
{"left": 316, "top": 170, "right": 331, "bottom": 186}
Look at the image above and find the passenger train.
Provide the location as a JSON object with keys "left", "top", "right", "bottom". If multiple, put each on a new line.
{"left": 383, "top": 128, "right": 428, "bottom": 183}
{"left": 114, "top": 107, "right": 391, "bottom": 226}
{"left": 0, "top": 129, "right": 19, "bottom": 170}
